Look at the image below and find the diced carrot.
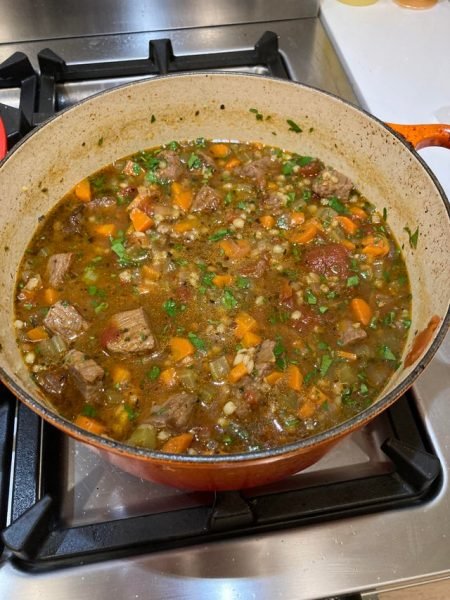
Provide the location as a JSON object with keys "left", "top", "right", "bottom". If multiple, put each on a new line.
{"left": 161, "top": 432, "right": 194, "bottom": 453}
{"left": 174, "top": 217, "right": 199, "bottom": 233}
{"left": 209, "top": 143, "right": 230, "bottom": 158}
{"left": 169, "top": 337, "right": 195, "bottom": 362}
{"left": 212, "top": 274, "right": 234, "bottom": 288}
{"left": 336, "top": 350, "right": 357, "bottom": 361}
{"left": 350, "top": 297, "right": 373, "bottom": 326}
{"left": 159, "top": 367, "right": 177, "bottom": 387}
{"left": 292, "top": 338, "right": 305, "bottom": 350}
{"left": 235, "top": 312, "right": 257, "bottom": 338}
{"left": 309, "top": 386, "right": 329, "bottom": 406}
{"left": 286, "top": 364, "right": 303, "bottom": 391}
{"left": 27, "top": 326, "right": 49, "bottom": 342}
{"left": 43, "top": 288, "right": 59, "bottom": 305}
{"left": 218, "top": 239, "right": 250, "bottom": 259}
{"left": 336, "top": 215, "right": 358, "bottom": 235}
{"left": 280, "top": 279, "right": 293, "bottom": 301}
{"left": 242, "top": 331, "right": 262, "bottom": 348}
{"left": 267, "top": 181, "right": 278, "bottom": 191}
{"left": 74, "top": 179, "right": 92, "bottom": 202}
{"left": 111, "top": 365, "right": 131, "bottom": 385}
{"left": 171, "top": 182, "right": 193, "bottom": 211}
{"left": 361, "top": 235, "right": 389, "bottom": 257}
{"left": 289, "top": 222, "right": 318, "bottom": 244}
{"left": 94, "top": 223, "right": 116, "bottom": 237}
{"left": 259, "top": 215, "right": 275, "bottom": 229}
{"left": 349, "top": 206, "right": 368, "bottom": 220}
{"left": 264, "top": 371, "right": 284, "bottom": 385}
{"left": 141, "top": 265, "right": 161, "bottom": 281}
{"left": 341, "top": 239, "right": 356, "bottom": 251}
{"left": 228, "top": 363, "right": 248, "bottom": 383}
{"left": 290, "top": 212, "right": 305, "bottom": 226}
{"left": 74, "top": 415, "right": 106, "bottom": 436}
{"left": 130, "top": 209, "right": 154, "bottom": 232}
{"left": 224, "top": 157, "right": 241, "bottom": 170}
{"left": 298, "top": 402, "right": 316, "bottom": 419}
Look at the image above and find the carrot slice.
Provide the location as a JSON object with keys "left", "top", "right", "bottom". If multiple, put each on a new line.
{"left": 290, "top": 212, "right": 305, "bottom": 226}
{"left": 159, "top": 367, "right": 177, "bottom": 386}
{"left": 74, "top": 415, "right": 106, "bottom": 436}
{"left": 264, "top": 371, "right": 284, "bottom": 385}
{"left": 171, "top": 182, "right": 193, "bottom": 211}
{"left": 27, "top": 326, "right": 49, "bottom": 341}
{"left": 289, "top": 222, "right": 318, "bottom": 244}
{"left": 235, "top": 312, "right": 257, "bottom": 338}
{"left": 349, "top": 206, "right": 368, "bottom": 220}
{"left": 298, "top": 402, "right": 316, "bottom": 419}
{"left": 161, "top": 433, "right": 194, "bottom": 453}
{"left": 336, "top": 215, "right": 358, "bottom": 235}
{"left": 174, "top": 217, "right": 199, "bottom": 233}
{"left": 286, "top": 364, "right": 303, "bottom": 391}
{"left": 218, "top": 239, "right": 251, "bottom": 259}
{"left": 141, "top": 265, "right": 161, "bottom": 281}
{"left": 228, "top": 363, "right": 248, "bottom": 383}
{"left": 242, "top": 331, "right": 262, "bottom": 348}
{"left": 224, "top": 157, "right": 241, "bottom": 170}
{"left": 43, "top": 288, "right": 59, "bottom": 305}
{"left": 341, "top": 239, "right": 356, "bottom": 251}
{"left": 259, "top": 215, "right": 275, "bottom": 229}
{"left": 212, "top": 274, "right": 234, "bottom": 288}
{"left": 169, "top": 337, "right": 195, "bottom": 362}
{"left": 209, "top": 143, "right": 230, "bottom": 158}
{"left": 350, "top": 298, "right": 373, "bottom": 326}
{"left": 111, "top": 365, "right": 131, "bottom": 385}
{"left": 130, "top": 209, "right": 154, "bottom": 232}
{"left": 361, "top": 235, "right": 389, "bottom": 257}
{"left": 94, "top": 223, "right": 116, "bottom": 237}
{"left": 74, "top": 179, "right": 92, "bottom": 202}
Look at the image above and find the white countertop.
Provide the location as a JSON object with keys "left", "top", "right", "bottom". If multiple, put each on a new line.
{"left": 320, "top": 0, "right": 450, "bottom": 197}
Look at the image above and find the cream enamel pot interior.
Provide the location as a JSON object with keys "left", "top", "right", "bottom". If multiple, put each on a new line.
{"left": 0, "top": 73, "right": 449, "bottom": 491}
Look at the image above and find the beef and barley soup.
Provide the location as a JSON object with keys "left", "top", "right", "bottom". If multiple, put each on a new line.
{"left": 15, "top": 139, "right": 411, "bottom": 455}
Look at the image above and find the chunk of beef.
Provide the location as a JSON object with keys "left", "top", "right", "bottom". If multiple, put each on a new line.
{"left": 290, "top": 305, "right": 321, "bottom": 334}
{"left": 149, "top": 393, "right": 197, "bottom": 430}
{"left": 239, "top": 254, "right": 269, "bottom": 278}
{"left": 338, "top": 321, "right": 368, "bottom": 346}
{"left": 191, "top": 185, "right": 221, "bottom": 213}
{"left": 157, "top": 150, "right": 185, "bottom": 181}
{"left": 43, "top": 301, "right": 89, "bottom": 342}
{"left": 35, "top": 367, "right": 67, "bottom": 396}
{"left": 255, "top": 340, "right": 276, "bottom": 375}
{"left": 86, "top": 195, "right": 116, "bottom": 210}
{"left": 64, "top": 349, "right": 104, "bottom": 402}
{"left": 197, "top": 151, "right": 216, "bottom": 169}
{"left": 105, "top": 307, "right": 155, "bottom": 353}
{"left": 312, "top": 167, "right": 353, "bottom": 200}
{"left": 261, "top": 191, "right": 283, "bottom": 211}
{"left": 46, "top": 253, "right": 73, "bottom": 287}
{"left": 55, "top": 205, "right": 85, "bottom": 236}
{"left": 236, "top": 157, "right": 280, "bottom": 189}
{"left": 302, "top": 243, "right": 350, "bottom": 279}
{"left": 298, "top": 159, "right": 322, "bottom": 178}
{"left": 127, "top": 185, "right": 160, "bottom": 215}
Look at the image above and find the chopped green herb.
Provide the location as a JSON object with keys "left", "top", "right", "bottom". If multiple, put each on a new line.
{"left": 329, "top": 196, "right": 347, "bottom": 214}
{"left": 93, "top": 301, "right": 108, "bottom": 314}
{"left": 297, "top": 155, "right": 313, "bottom": 166}
{"left": 317, "top": 341, "right": 329, "bottom": 351}
{"left": 382, "top": 207, "right": 388, "bottom": 221}
{"left": 319, "top": 306, "right": 329, "bottom": 314}
{"left": 302, "top": 189, "right": 312, "bottom": 202}
{"left": 346, "top": 275, "right": 359, "bottom": 287}
{"left": 380, "top": 345, "right": 397, "bottom": 361}
{"left": 167, "top": 141, "right": 179, "bottom": 151}
{"left": 163, "top": 298, "right": 184, "bottom": 317}
{"left": 305, "top": 289, "right": 317, "bottom": 305}
{"left": 402, "top": 318, "right": 412, "bottom": 329}
{"left": 304, "top": 369, "right": 318, "bottom": 384}
{"left": 187, "top": 332, "right": 207, "bottom": 351}
{"left": 97, "top": 137, "right": 104, "bottom": 147}
{"left": 150, "top": 114, "right": 156, "bottom": 123}
{"left": 222, "top": 289, "right": 238, "bottom": 310}
{"left": 383, "top": 311, "right": 396, "bottom": 326}
{"left": 81, "top": 404, "right": 97, "bottom": 417}
{"left": 320, "top": 354, "right": 333, "bottom": 377}
{"left": 249, "top": 107, "right": 264, "bottom": 121}
{"left": 287, "top": 119, "right": 302, "bottom": 133}
{"left": 282, "top": 162, "right": 295, "bottom": 175}
{"left": 404, "top": 225, "right": 419, "bottom": 249}
{"left": 209, "top": 228, "right": 232, "bottom": 242}
{"left": 236, "top": 275, "right": 250, "bottom": 289}
{"left": 147, "top": 366, "right": 161, "bottom": 381}
{"left": 224, "top": 192, "right": 233, "bottom": 205}
{"left": 187, "top": 153, "right": 202, "bottom": 169}
{"left": 110, "top": 234, "right": 132, "bottom": 266}
{"left": 286, "top": 192, "right": 296, "bottom": 207}
{"left": 359, "top": 383, "right": 369, "bottom": 395}
{"left": 195, "top": 137, "right": 206, "bottom": 148}
{"left": 124, "top": 404, "right": 138, "bottom": 421}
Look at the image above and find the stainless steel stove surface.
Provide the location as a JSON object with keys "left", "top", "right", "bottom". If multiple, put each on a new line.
{"left": 1, "top": 2, "right": 450, "bottom": 599}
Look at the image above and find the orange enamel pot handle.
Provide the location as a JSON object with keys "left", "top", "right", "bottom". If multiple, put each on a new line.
{"left": 0, "top": 117, "right": 6, "bottom": 160}
{"left": 387, "top": 122, "right": 450, "bottom": 150}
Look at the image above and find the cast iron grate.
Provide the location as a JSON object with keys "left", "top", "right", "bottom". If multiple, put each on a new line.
{"left": 0, "top": 31, "right": 287, "bottom": 148}
{"left": 0, "top": 392, "right": 442, "bottom": 571}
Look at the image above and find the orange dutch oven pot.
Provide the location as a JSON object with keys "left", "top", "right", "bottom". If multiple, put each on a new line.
{"left": 0, "top": 73, "right": 449, "bottom": 490}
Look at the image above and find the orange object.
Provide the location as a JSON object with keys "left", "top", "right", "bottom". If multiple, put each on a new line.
{"left": 298, "top": 402, "right": 316, "bottom": 419}
{"left": 171, "top": 182, "right": 193, "bottom": 211}
{"left": 212, "top": 274, "right": 234, "bottom": 288}
{"left": 74, "top": 415, "right": 106, "bottom": 436}
{"left": 209, "top": 143, "right": 230, "bottom": 158}
{"left": 289, "top": 222, "right": 318, "bottom": 244}
{"left": 361, "top": 235, "right": 389, "bottom": 257}
{"left": 336, "top": 350, "right": 358, "bottom": 361}
{"left": 349, "top": 206, "right": 368, "bottom": 220}
{"left": 286, "top": 364, "right": 303, "bottom": 391}
{"left": 350, "top": 297, "right": 373, "bottom": 326}
{"left": 159, "top": 367, "right": 177, "bottom": 386}
{"left": 111, "top": 365, "right": 131, "bottom": 385}
{"left": 259, "top": 215, "right": 275, "bottom": 229}
{"left": 280, "top": 279, "right": 293, "bottom": 301}
{"left": 405, "top": 315, "right": 441, "bottom": 367}
{"left": 387, "top": 123, "right": 450, "bottom": 149}
{"left": 235, "top": 312, "right": 257, "bottom": 338}
{"left": 26, "top": 326, "right": 49, "bottom": 341}
{"left": 141, "top": 265, "right": 161, "bottom": 281}
{"left": 161, "top": 433, "right": 194, "bottom": 454}
{"left": 290, "top": 212, "right": 305, "bottom": 226}
{"left": 174, "top": 218, "right": 199, "bottom": 233}
{"left": 74, "top": 179, "right": 92, "bottom": 202}
{"left": 336, "top": 215, "right": 358, "bottom": 235}
{"left": 264, "top": 371, "right": 284, "bottom": 385}
{"left": 169, "top": 337, "right": 195, "bottom": 362}
{"left": 341, "top": 239, "right": 356, "bottom": 251}
{"left": 228, "top": 362, "right": 249, "bottom": 383}
{"left": 130, "top": 209, "right": 154, "bottom": 232}
{"left": 218, "top": 238, "right": 251, "bottom": 259}
{"left": 224, "top": 157, "right": 241, "bottom": 170}
{"left": 242, "top": 331, "right": 262, "bottom": 348}
{"left": 43, "top": 288, "right": 59, "bottom": 304}
{"left": 94, "top": 223, "right": 116, "bottom": 237}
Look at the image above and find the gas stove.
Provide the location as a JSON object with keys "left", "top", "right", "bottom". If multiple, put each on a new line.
{"left": 1, "top": 2, "right": 450, "bottom": 599}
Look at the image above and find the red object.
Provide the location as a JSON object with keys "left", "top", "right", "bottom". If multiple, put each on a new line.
{"left": 0, "top": 117, "right": 7, "bottom": 160}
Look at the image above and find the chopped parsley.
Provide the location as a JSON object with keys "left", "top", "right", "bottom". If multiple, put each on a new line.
{"left": 124, "top": 404, "right": 138, "bottom": 421}
{"left": 188, "top": 332, "right": 207, "bottom": 351}
{"left": 147, "top": 366, "right": 161, "bottom": 380}
{"left": 305, "top": 289, "right": 317, "bottom": 304}
{"left": 163, "top": 298, "right": 186, "bottom": 317}
{"left": 249, "top": 107, "right": 264, "bottom": 121}
{"left": 236, "top": 275, "right": 250, "bottom": 289}
{"left": 222, "top": 289, "right": 238, "bottom": 310}
{"left": 187, "top": 153, "right": 202, "bottom": 169}
{"left": 208, "top": 228, "right": 232, "bottom": 242}
{"left": 346, "top": 275, "right": 359, "bottom": 287}
{"left": 380, "top": 345, "right": 397, "bottom": 361}
{"left": 287, "top": 119, "right": 302, "bottom": 133}
{"left": 320, "top": 354, "right": 333, "bottom": 377}
{"left": 404, "top": 225, "right": 419, "bottom": 249}
{"left": 81, "top": 404, "right": 97, "bottom": 417}
{"left": 328, "top": 196, "right": 347, "bottom": 214}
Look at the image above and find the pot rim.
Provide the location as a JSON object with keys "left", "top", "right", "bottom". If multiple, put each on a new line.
{"left": 1, "top": 71, "right": 449, "bottom": 464}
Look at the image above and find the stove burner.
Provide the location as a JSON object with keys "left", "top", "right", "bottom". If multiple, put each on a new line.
{"left": 0, "top": 31, "right": 287, "bottom": 149}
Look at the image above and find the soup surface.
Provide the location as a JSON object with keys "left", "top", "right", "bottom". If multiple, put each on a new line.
{"left": 15, "top": 140, "right": 411, "bottom": 455}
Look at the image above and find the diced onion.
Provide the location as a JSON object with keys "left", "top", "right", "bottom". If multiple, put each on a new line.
{"left": 209, "top": 356, "right": 230, "bottom": 381}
